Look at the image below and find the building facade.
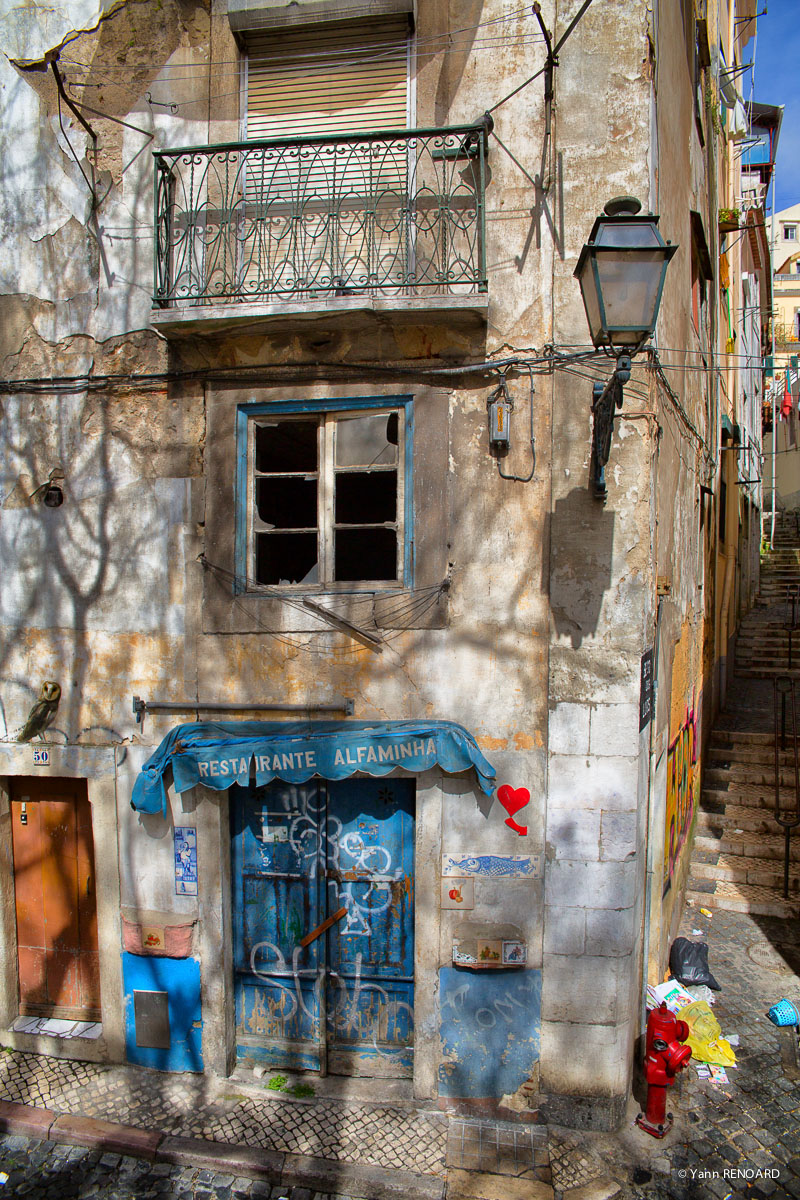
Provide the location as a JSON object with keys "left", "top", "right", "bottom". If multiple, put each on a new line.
{"left": 0, "top": 0, "right": 768, "bottom": 1129}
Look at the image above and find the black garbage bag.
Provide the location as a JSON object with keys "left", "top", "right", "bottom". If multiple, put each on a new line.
{"left": 669, "top": 937, "right": 721, "bottom": 990}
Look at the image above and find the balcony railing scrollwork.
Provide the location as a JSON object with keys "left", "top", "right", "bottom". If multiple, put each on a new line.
{"left": 153, "top": 124, "right": 489, "bottom": 308}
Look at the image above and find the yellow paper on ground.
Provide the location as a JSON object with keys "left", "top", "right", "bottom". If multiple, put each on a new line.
{"left": 678, "top": 1000, "right": 737, "bottom": 1067}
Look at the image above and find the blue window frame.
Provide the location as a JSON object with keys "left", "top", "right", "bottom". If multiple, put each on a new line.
{"left": 236, "top": 396, "right": 414, "bottom": 591}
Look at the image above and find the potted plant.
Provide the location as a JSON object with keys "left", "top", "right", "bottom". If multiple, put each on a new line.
{"left": 719, "top": 207, "right": 741, "bottom": 234}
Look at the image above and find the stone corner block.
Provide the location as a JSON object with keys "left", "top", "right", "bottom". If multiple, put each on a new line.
{"left": 548, "top": 703, "right": 590, "bottom": 756}
{"left": 589, "top": 704, "right": 640, "bottom": 758}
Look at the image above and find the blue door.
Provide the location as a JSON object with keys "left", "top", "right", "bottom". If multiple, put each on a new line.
{"left": 231, "top": 778, "right": 414, "bottom": 1076}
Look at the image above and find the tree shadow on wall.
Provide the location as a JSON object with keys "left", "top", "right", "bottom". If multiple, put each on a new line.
{"left": 546, "top": 487, "right": 615, "bottom": 649}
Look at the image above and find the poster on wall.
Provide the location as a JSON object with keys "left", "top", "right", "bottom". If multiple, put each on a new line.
{"left": 174, "top": 826, "right": 198, "bottom": 896}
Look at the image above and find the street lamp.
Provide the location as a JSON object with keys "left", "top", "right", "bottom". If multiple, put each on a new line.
{"left": 574, "top": 197, "right": 678, "bottom": 499}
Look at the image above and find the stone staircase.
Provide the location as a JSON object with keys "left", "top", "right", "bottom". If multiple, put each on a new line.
{"left": 687, "top": 514, "right": 800, "bottom": 918}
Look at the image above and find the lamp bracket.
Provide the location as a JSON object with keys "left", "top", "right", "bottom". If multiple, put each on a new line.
{"left": 590, "top": 354, "right": 631, "bottom": 501}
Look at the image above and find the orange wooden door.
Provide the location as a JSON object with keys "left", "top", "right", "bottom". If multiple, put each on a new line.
{"left": 10, "top": 778, "right": 100, "bottom": 1019}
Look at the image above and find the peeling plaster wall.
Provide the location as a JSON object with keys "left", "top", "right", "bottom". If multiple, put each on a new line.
{"left": 0, "top": 0, "right": 724, "bottom": 1125}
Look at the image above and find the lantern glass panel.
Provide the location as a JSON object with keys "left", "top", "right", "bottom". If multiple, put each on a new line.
{"left": 576, "top": 259, "right": 603, "bottom": 345}
{"left": 594, "top": 221, "right": 662, "bottom": 250}
{"left": 593, "top": 249, "right": 666, "bottom": 344}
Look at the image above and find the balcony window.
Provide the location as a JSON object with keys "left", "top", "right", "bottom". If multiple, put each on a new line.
{"left": 154, "top": 22, "right": 487, "bottom": 315}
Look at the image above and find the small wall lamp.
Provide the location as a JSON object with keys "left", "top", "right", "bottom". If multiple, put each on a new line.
{"left": 574, "top": 197, "right": 678, "bottom": 499}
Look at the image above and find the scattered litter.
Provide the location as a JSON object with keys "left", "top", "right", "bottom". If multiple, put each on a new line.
{"left": 678, "top": 1000, "right": 737, "bottom": 1067}
{"left": 708, "top": 1064, "right": 729, "bottom": 1084}
{"left": 647, "top": 979, "right": 695, "bottom": 1013}
{"left": 686, "top": 984, "right": 717, "bottom": 1006}
{"left": 253, "top": 1065, "right": 266, "bottom": 1079}
{"left": 732, "top": 829, "right": 744, "bottom": 834}
{"left": 727, "top": 1034, "right": 740, "bottom": 1047}
{"left": 692, "top": 928, "right": 705, "bottom": 935}
{"left": 0, "top": 1172, "right": 8, "bottom": 1185}
{"left": 767, "top": 999, "right": 800, "bottom": 1027}
{"left": 670, "top": 938, "right": 720, "bottom": 990}
{"left": 695, "top": 1064, "right": 711, "bottom": 1078}
{"left": 699, "top": 908, "right": 713, "bottom": 918}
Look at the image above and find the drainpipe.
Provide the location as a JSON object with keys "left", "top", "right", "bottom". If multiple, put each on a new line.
{"left": 640, "top": 594, "right": 664, "bottom": 1036}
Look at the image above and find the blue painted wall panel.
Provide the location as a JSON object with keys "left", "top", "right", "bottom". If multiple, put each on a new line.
{"left": 438, "top": 967, "right": 541, "bottom": 1098}
{"left": 122, "top": 952, "right": 203, "bottom": 1073}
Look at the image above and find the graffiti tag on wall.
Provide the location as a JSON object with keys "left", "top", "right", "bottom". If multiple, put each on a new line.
{"left": 663, "top": 699, "right": 698, "bottom": 895}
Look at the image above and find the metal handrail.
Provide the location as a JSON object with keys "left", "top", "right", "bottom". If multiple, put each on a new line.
{"left": 773, "top": 677, "right": 800, "bottom": 899}
{"left": 153, "top": 123, "right": 489, "bottom": 307}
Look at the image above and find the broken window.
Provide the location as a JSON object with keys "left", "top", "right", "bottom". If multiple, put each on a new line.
{"left": 247, "top": 405, "right": 406, "bottom": 588}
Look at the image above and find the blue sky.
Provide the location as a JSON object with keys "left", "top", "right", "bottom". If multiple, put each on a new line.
{"left": 751, "top": 0, "right": 800, "bottom": 213}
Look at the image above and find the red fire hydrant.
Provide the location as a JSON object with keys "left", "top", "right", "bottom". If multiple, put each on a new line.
{"left": 635, "top": 1003, "right": 692, "bottom": 1138}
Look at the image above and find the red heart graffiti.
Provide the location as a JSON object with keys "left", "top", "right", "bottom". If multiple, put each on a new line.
{"left": 497, "top": 785, "right": 530, "bottom": 818}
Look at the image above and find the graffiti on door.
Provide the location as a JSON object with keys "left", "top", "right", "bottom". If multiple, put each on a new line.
{"left": 232, "top": 778, "right": 415, "bottom": 1075}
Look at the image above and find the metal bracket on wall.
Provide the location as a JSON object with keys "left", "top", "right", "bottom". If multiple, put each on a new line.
{"left": 132, "top": 696, "right": 354, "bottom": 724}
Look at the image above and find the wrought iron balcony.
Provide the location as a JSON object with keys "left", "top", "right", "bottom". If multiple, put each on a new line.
{"left": 773, "top": 322, "right": 800, "bottom": 345}
{"left": 153, "top": 125, "right": 489, "bottom": 312}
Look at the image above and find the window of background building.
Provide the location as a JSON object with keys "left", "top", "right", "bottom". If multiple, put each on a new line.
{"left": 784, "top": 224, "right": 798, "bottom": 240}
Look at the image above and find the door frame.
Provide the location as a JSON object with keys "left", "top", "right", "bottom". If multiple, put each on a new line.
{"left": 0, "top": 766, "right": 124, "bottom": 1064}
{"left": 208, "top": 767, "right": 443, "bottom": 1097}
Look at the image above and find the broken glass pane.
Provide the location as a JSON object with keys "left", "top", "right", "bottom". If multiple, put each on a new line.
{"left": 335, "top": 413, "right": 397, "bottom": 467}
{"left": 335, "top": 471, "right": 396, "bottom": 524}
{"left": 256, "top": 420, "right": 318, "bottom": 473}
{"left": 335, "top": 529, "right": 397, "bottom": 581}
{"left": 256, "top": 532, "right": 319, "bottom": 585}
{"left": 257, "top": 477, "right": 317, "bottom": 528}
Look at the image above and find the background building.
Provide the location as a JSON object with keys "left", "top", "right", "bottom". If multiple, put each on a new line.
{"left": 0, "top": 0, "right": 773, "bottom": 1130}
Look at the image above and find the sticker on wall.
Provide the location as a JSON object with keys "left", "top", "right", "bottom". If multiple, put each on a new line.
{"left": 442, "top": 854, "right": 542, "bottom": 879}
{"left": 32, "top": 748, "right": 50, "bottom": 766}
{"left": 140, "top": 925, "right": 165, "bottom": 952}
{"left": 260, "top": 821, "right": 289, "bottom": 843}
{"left": 496, "top": 785, "right": 530, "bottom": 835}
{"left": 174, "top": 826, "right": 198, "bottom": 896}
{"left": 441, "top": 877, "right": 475, "bottom": 910}
{"left": 503, "top": 940, "right": 527, "bottom": 965}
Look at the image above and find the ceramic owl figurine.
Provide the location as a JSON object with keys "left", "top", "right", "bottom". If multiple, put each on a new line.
{"left": 17, "top": 681, "right": 62, "bottom": 742}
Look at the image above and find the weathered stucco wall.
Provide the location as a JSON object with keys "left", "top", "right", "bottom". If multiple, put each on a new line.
{"left": 0, "top": 0, "right": 730, "bottom": 1128}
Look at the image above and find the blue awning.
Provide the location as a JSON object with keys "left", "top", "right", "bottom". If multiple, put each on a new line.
{"left": 131, "top": 719, "right": 497, "bottom": 816}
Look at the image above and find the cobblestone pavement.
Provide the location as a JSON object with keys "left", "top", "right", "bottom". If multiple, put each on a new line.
{"left": 0, "top": 1055, "right": 447, "bottom": 1177}
{"left": 0, "top": 1133, "right": 351, "bottom": 1199}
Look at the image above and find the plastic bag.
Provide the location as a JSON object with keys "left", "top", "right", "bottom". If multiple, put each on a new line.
{"left": 678, "top": 1000, "right": 736, "bottom": 1066}
{"left": 669, "top": 937, "right": 720, "bottom": 990}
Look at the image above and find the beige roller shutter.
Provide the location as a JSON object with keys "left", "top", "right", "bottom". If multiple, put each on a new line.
{"left": 246, "top": 16, "right": 410, "bottom": 140}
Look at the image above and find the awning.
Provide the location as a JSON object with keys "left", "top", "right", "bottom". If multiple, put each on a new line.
{"left": 131, "top": 719, "right": 497, "bottom": 816}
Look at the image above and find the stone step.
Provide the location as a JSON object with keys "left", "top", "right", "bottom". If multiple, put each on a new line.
{"left": 696, "top": 805, "right": 794, "bottom": 836}
{"left": 710, "top": 730, "right": 778, "bottom": 746}
{"left": 707, "top": 746, "right": 799, "bottom": 767}
{"left": 685, "top": 879, "right": 800, "bottom": 918}
{"left": 702, "top": 785, "right": 800, "bottom": 810}
{"left": 690, "top": 854, "right": 800, "bottom": 892}
{"left": 705, "top": 765, "right": 800, "bottom": 787}
{"left": 734, "top": 666, "right": 800, "bottom": 679}
{"left": 694, "top": 830, "right": 800, "bottom": 861}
